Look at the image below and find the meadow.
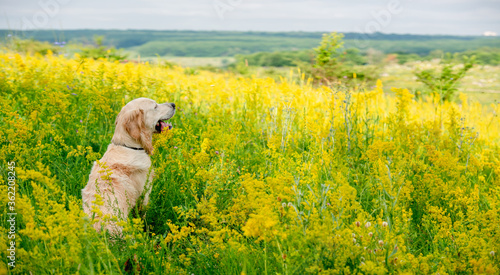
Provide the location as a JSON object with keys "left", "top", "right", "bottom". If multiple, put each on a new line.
{"left": 1, "top": 51, "right": 500, "bottom": 274}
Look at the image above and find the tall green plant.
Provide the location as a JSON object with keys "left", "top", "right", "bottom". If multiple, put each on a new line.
{"left": 300, "top": 32, "right": 377, "bottom": 86}
{"left": 415, "top": 57, "right": 474, "bottom": 102}
{"left": 314, "top": 32, "right": 344, "bottom": 67}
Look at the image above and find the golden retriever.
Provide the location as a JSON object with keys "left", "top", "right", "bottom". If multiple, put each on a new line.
{"left": 82, "top": 97, "right": 175, "bottom": 234}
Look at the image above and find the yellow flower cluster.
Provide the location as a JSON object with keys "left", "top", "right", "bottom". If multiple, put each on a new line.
{"left": 0, "top": 51, "right": 499, "bottom": 273}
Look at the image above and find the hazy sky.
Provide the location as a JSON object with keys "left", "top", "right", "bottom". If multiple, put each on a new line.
{"left": 1, "top": 0, "right": 499, "bottom": 35}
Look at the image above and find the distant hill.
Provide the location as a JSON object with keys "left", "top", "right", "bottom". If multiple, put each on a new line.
{"left": 1, "top": 29, "right": 499, "bottom": 57}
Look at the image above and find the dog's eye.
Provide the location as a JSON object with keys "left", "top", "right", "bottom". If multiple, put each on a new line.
{"left": 154, "top": 104, "right": 158, "bottom": 110}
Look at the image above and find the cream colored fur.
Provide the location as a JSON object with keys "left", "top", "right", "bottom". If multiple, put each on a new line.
{"left": 82, "top": 98, "right": 175, "bottom": 234}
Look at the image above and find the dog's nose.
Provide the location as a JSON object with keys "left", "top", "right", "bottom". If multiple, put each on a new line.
{"left": 171, "top": 103, "right": 176, "bottom": 109}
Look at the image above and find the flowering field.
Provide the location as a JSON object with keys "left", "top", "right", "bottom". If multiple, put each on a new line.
{"left": 1, "top": 52, "right": 499, "bottom": 274}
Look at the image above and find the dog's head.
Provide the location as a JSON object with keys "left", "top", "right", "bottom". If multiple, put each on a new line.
{"left": 112, "top": 97, "right": 176, "bottom": 155}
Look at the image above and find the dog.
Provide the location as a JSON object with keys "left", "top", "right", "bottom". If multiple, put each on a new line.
{"left": 82, "top": 97, "right": 175, "bottom": 234}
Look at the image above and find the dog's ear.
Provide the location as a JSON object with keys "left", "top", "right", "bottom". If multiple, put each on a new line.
{"left": 122, "top": 109, "right": 154, "bottom": 155}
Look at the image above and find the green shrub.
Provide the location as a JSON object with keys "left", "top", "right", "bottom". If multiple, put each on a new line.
{"left": 298, "top": 32, "right": 378, "bottom": 86}
{"left": 415, "top": 57, "right": 474, "bottom": 102}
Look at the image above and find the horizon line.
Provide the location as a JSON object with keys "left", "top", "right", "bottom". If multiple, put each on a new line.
{"left": 0, "top": 28, "right": 495, "bottom": 38}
